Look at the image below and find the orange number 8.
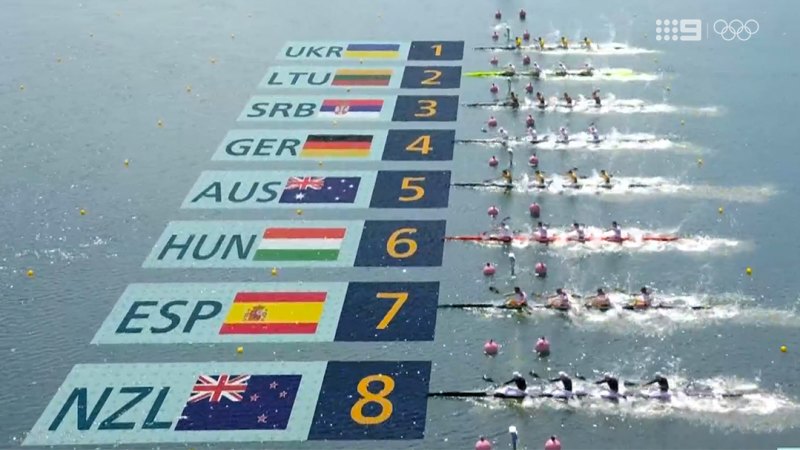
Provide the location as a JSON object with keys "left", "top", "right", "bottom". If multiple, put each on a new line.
{"left": 350, "top": 374, "right": 395, "bottom": 425}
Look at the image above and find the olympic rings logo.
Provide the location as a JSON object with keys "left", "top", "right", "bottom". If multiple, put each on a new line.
{"left": 713, "top": 19, "right": 759, "bottom": 41}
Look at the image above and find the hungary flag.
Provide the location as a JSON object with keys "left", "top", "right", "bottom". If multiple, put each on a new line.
{"left": 253, "top": 227, "right": 346, "bottom": 261}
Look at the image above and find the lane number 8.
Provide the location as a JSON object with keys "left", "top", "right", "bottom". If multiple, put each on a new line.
{"left": 350, "top": 374, "right": 395, "bottom": 425}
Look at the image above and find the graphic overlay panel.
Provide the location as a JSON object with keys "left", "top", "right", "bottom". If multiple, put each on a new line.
{"left": 369, "top": 171, "right": 451, "bottom": 208}
{"left": 277, "top": 42, "right": 412, "bottom": 61}
{"left": 407, "top": 40, "right": 465, "bottom": 61}
{"left": 308, "top": 361, "right": 431, "bottom": 440}
{"left": 334, "top": 282, "right": 439, "bottom": 342}
{"left": 92, "top": 283, "right": 347, "bottom": 344}
{"left": 214, "top": 129, "right": 454, "bottom": 162}
{"left": 23, "top": 362, "right": 326, "bottom": 445}
{"left": 400, "top": 66, "right": 462, "bottom": 89}
{"left": 354, "top": 220, "right": 447, "bottom": 267}
{"left": 142, "top": 220, "right": 364, "bottom": 268}
{"left": 93, "top": 282, "right": 439, "bottom": 344}
{"left": 238, "top": 96, "right": 398, "bottom": 123}
{"left": 382, "top": 129, "right": 456, "bottom": 161}
{"left": 182, "top": 171, "right": 376, "bottom": 209}
{"left": 391, "top": 95, "right": 459, "bottom": 122}
{"left": 277, "top": 41, "right": 463, "bottom": 61}
{"left": 259, "top": 67, "right": 402, "bottom": 90}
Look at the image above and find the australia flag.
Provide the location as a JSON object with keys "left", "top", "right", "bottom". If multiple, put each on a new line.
{"left": 175, "top": 374, "right": 301, "bottom": 431}
{"left": 278, "top": 176, "right": 361, "bottom": 204}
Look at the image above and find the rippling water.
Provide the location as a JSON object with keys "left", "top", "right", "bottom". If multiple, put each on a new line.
{"left": 2, "top": 0, "right": 800, "bottom": 448}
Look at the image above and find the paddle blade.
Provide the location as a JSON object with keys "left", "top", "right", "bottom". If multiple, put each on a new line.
{"left": 482, "top": 375, "right": 495, "bottom": 383}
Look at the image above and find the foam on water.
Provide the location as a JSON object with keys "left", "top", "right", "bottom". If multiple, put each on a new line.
{"left": 459, "top": 173, "right": 777, "bottom": 203}
{"left": 469, "top": 292, "right": 800, "bottom": 335}
{"left": 477, "top": 42, "right": 659, "bottom": 55}
{"left": 474, "top": 93, "right": 720, "bottom": 115}
{"left": 472, "top": 376, "right": 800, "bottom": 431}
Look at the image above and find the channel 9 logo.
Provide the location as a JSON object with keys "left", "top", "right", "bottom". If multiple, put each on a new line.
{"left": 655, "top": 19, "right": 702, "bottom": 41}
{"left": 655, "top": 18, "right": 759, "bottom": 42}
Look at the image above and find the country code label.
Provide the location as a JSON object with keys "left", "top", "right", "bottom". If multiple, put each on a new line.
{"left": 143, "top": 220, "right": 446, "bottom": 268}
{"left": 181, "top": 170, "right": 451, "bottom": 209}
{"left": 213, "top": 129, "right": 456, "bottom": 162}
{"left": 259, "top": 66, "right": 461, "bottom": 90}
{"left": 238, "top": 95, "right": 459, "bottom": 123}
{"left": 93, "top": 282, "right": 440, "bottom": 344}
{"left": 277, "top": 40, "right": 464, "bottom": 61}
{"left": 24, "top": 361, "right": 431, "bottom": 445}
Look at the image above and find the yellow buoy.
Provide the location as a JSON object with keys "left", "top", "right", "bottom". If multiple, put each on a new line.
{"left": 26, "top": 269, "right": 35, "bottom": 278}
{"left": 19, "top": 84, "right": 25, "bottom": 91}
{"left": 697, "top": 158, "right": 703, "bottom": 166}
{"left": 157, "top": 119, "right": 163, "bottom": 128}
{"left": 124, "top": 159, "right": 130, "bottom": 167}
{"left": 236, "top": 346, "right": 244, "bottom": 354}
{"left": 296, "top": 209, "right": 303, "bottom": 216}
{"left": 79, "top": 208, "right": 87, "bottom": 215}
{"left": 666, "top": 85, "right": 671, "bottom": 91}
{"left": 57, "top": 57, "right": 62, "bottom": 63}
{"left": 210, "top": 57, "right": 217, "bottom": 64}
{"left": 230, "top": 33, "right": 235, "bottom": 39}
{"left": 718, "top": 207, "right": 724, "bottom": 214}
{"left": 746, "top": 267, "right": 753, "bottom": 276}
{"left": 271, "top": 267, "right": 278, "bottom": 276}
{"left": 186, "top": 85, "right": 192, "bottom": 93}
{"left": 680, "top": 119, "right": 685, "bottom": 126}
{"left": 318, "top": 161, "right": 323, "bottom": 167}
{"left": 781, "top": 345, "right": 787, "bottom": 353}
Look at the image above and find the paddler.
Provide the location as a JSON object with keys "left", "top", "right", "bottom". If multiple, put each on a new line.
{"left": 501, "top": 169, "right": 513, "bottom": 184}
{"left": 599, "top": 169, "right": 613, "bottom": 186}
{"left": 515, "top": 36, "right": 523, "bottom": 48}
{"left": 579, "top": 62, "right": 594, "bottom": 76}
{"left": 642, "top": 373, "right": 671, "bottom": 399}
{"left": 560, "top": 36, "right": 569, "bottom": 49}
{"left": 502, "top": 371, "right": 528, "bottom": 391}
{"left": 557, "top": 126, "right": 569, "bottom": 143}
{"left": 582, "top": 37, "right": 593, "bottom": 48}
{"left": 537, "top": 36, "right": 546, "bottom": 50}
{"left": 535, "top": 221, "right": 549, "bottom": 239}
{"left": 531, "top": 62, "right": 542, "bottom": 78}
{"left": 608, "top": 220, "right": 623, "bottom": 242}
{"left": 533, "top": 170, "right": 547, "bottom": 188}
{"left": 563, "top": 92, "right": 573, "bottom": 107}
{"left": 545, "top": 288, "right": 570, "bottom": 310}
{"left": 505, "top": 286, "right": 529, "bottom": 310}
{"left": 591, "top": 89, "right": 602, "bottom": 107}
{"left": 571, "top": 222, "right": 586, "bottom": 242}
{"left": 587, "top": 288, "right": 612, "bottom": 310}
{"left": 535, "top": 91, "right": 547, "bottom": 108}
{"left": 631, "top": 286, "right": 654, "bottom": 309}
{"left": 528, "top": 128, "right": 540, "bottom": 143}
{"left": 508, "top": 91, "right": 520, "bottom": 109}
{"left": 588, "top": 123, "right": 601, "bottom": 142}
{"left": 548, "top": 371, "right": 574, "bottom": 398}
{"left": 504, "top": 63, "right": 516, "bottom": 77}
{"left": 595, "top": 373, "right": 621, "bottom": 398}
{"left": 565, "top": 168, "right": 580, "bottom": 187}
{"left": 556, "top": 62, "right": 568, "bottom": 76}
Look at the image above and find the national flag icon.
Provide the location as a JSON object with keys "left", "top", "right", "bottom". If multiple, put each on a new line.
{"left": 278, "top": 176, "right": 361, "bottom": 204}
{"left": 332, "top": 69, "right": 393, "bottom": 87}
{"left": 318, "top": 99, "right": 383, "bottom": 119}
{"left": 253, "top": 226, "right": 346, "bottom": 261}
{"left": 175, "top": 373, "right": 301, "bottom": 431}
{"left": 301, "top": 134, "right": 373, "bottom": 158}
{"left": 219, "top": 291, "right": 326, "bottom": 334}
{"left": 343, "top": 43, "right": 401, "bottom": 59}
